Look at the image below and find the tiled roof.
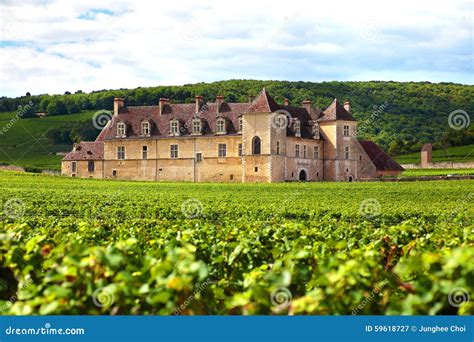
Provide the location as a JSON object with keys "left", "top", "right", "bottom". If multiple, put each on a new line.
{"left": 359, "top": 140, "right": 404, "bottom": 171}
{"left": 62, "top": 141, "right": 104, "bottom": 161}
{"left": 97, "top": 89, "right": 343, "bottom": 140}
{"left": 319, "top": 99, "right": 356, "bottom": 122}
{"left": 421, "top": 143, "right": 433, "bottom": 152}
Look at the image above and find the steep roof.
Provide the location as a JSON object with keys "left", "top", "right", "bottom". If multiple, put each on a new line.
{"left": 248, "top": 88, "right": 281, "bottom": 112}
{"left": 62, "top": 141, "right": 104, "bottom": 161}
{"left": 359, "top": 140, "right": 404, "bottom": 171}
{"left": 319, "top": 99, "right": 356, "bottom": 122}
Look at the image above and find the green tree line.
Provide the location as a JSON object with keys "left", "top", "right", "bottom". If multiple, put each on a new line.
{"left": 1, "top": 80, "right": 472, "bottom": 153}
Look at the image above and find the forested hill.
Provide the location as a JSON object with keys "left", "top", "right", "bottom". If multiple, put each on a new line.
{"left": 1, "top": 80, "right": 473, "bottom": 154}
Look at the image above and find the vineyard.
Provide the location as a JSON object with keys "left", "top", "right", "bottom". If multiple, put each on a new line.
{"left": 0, "top": 171, "right": 472, "bottom": 315}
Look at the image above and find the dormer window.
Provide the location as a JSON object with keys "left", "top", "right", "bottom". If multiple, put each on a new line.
{"left": 170, "top": 119, "right": 180, "bottom": 136}
{"left": 238, "top": 117, "right": 243, "bottom": 133}
{"left": 192, "top": 118, "right": 202, "bottom": 135}
{"left": 312, "top": 124, "right": 320, "bottom": 139}
{"left": 293, "top": 120, "right": 301, "bottom": 137}
{"left": 117, "top": 122, "right": 126, "bottom": 137}
{"left": 141, "top": 121, "right": 150, "bottom": 137}
{"left": 216, "top": 117, "right": 226, "bottom": 134}
{"left": 343, "top": 125, "right": 350, "bottom": 137}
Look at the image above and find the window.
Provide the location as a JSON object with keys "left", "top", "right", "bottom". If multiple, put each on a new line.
{"left": 117, "top": 122, "right": 126, "bottom": 137}
{"left": 117, "top": 146, "right": 125, "bottom": 160}
{"left": 238, "top": 117, "right": 243, "bottom": 133}
{"left": 170, "top": 120, "right": 180, "bottom": 136}
{"left": 238, "top": 143, "right": 243, "bottom": 157}
{"left": 216, "top": 118, "right": 226, "bottom": 134}
{"left": 192, "top": 119, "right": 202, "bottom": 135}
{"left": 295, "top": 144, "right": 300, "bottom": 158}
{"left": 88, "top": 161, "right": 94, "bottom": 172}
{"left": 254, "top": 167, "right": 258, "bottom": 172}
{"left": 252, "top": 136, "right": 261, "bottom": 155}
{"left": 314, "top": 146, "right": 319, "bottom": 159}
{"left": 71, "top": 161, "right": 77, "bottom": 172}
{"left": 218, "top": 143, "right": 227, "bottom": 158}
{"left": 303, "top": 145, "right": 307, "bottom": 158}
{"left": 313, "top": 125, "right": 320, "bottom": 139}
{"left": 343, "top": 125, "right": 350, "bottom": 137}
{"left": 293, "top": 120, "right": 301, "bottom": 137}
{"left": 170, "top": 144, "right": 178, "bottom": 158}
{"left": 112, "top": 170, "right": 117, "bottom": 177}
{"left": 141, "top": 121, "right": 150, "bottom": 136}
{"left": 276, "top": 141, "right": 280, "bottom": 155}
{"left": 196, "top": 153, "right": 202, "bottom": 162}
{"left": 344, "top": 146, "right": 349, "bottom": 160}
{"left": 142, "top": 146, "right": 148, "bottom": 159}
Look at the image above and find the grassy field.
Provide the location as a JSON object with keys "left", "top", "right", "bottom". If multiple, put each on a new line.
{"left": 395, "top": 144, "right": 474, "bottom": 164}
{"left": 0, "top": 171, "right": 472, "bottom": 315}
{"left": 400, "top": 168, "right": 474, "bottom": 177}
{"left": 0, "top": 111, "right": 95, "bottom": 170}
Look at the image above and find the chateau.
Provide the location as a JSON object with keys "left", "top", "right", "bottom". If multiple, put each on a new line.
{"left": 61, "top": 89, "right": 403, "bottom": 182}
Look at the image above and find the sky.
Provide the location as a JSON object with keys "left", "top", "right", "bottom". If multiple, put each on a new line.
{"left": 0, "top": 0, "right": 472, "bottom": 97}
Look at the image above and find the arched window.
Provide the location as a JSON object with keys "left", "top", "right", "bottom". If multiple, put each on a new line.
{"left": 252, "top": 136, "right": 261, "bottom": 155}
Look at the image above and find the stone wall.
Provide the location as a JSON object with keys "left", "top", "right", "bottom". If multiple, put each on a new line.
{"left": 401, "top": 161, "right": 474, "bottom": 169}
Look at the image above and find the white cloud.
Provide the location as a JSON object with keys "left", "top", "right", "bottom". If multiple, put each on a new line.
{"left": 0, "top": 0, "right": 472, "bottom": 96}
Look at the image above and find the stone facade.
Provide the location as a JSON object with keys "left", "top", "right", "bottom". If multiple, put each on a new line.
{"left": 62, "top": 89, "right": 403, "bottom": 182}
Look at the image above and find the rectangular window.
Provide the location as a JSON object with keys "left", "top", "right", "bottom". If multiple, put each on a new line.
{"left": 142, "top": 146, "right": 148, "bottom": 159}
{"left": 117, "top": 123, "right": 126, "bottom": 137}
{"left": 216, "top": 119, "right": 226, "bottom": 134}
{"left": 141, "top": 122, "right": 150, "bottom": 136}
{"left": 343, "top": 125, "right": 350, "bottom": 137}
{"left": 314, "top": 146, "right": 319, "bottom": 159}
{"left": 117, "top": 146, "right": 125, "bottom": 160}
{"left": 238, "top": 143, "right": 243, "bottom": 157}
{"left": 276, "top": 141, "right": 280, "bottom": 155}
{"left": 192, "top": 120, "right": 201, "bottom": 134}
{"left": 345, "top": 146, "right": 349, "bottom": 160}
{"left": 170, "top": 144, "right": 178, "bottom": 159}
{"left": 196, "top": 152, "right": 202, "bottom": 162}
{"left": 170, "top": 121, "right": 179, "bottom": 135}
{"left": 71, "top": 161, "right": 77, "bottom": 172}
{"left": 303, "top": 145, "right": 307, "bottom": 158}
{"left": 295, "top": 144, "right": 300, "bottom": 158}
{"left": 218, "top": 143, "right": 227, "bottom": 158}
{"left": 112, "top": 170, "right": 117, "bottom": 177}
{"left": 88, "top": 161, "right": 94, "bottom": 172}
{"left": 238, "top": 117, "right": 243, "bottom": 132}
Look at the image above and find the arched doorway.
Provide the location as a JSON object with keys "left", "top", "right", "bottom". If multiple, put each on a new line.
{"left": 348, "top": 176, "right": 353, "bottom": 182}
{"left": 299, "top": 170, "right": 307, "bottom": 181}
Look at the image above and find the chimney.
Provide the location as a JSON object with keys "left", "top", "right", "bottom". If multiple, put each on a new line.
{"left": 302, "top": 100, "right": 311, "bottom": 113}
{"left": 284, "top": 98, "right": 289, "bottom": 106}
{"left": 248, "top": 95, "right": 253, "bottom": 103}
{"left": 344, "top": 100, "right": 351, "bottom": 112}
{"left": 420, "top": 143, "right": 433, "bottom": 168}
{"left": 113, "top": 97, "right": 124, "bottom": 116}
{"left": 159, "top": 98, "right": 168, "bottom": 115}
{"left": 216, "top": 95, "right": 224, "bottom": 113}
{"left": 195, "top": 95, "right": 203, "bottom": 113}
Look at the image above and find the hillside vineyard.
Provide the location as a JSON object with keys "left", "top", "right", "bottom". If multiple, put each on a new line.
{"left": 62, "top": 89, "right": 403, "bottom": 182}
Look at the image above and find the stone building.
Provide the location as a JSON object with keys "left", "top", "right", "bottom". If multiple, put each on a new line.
{"left": 62, "top": 89, "right": 403, "bottom": 182}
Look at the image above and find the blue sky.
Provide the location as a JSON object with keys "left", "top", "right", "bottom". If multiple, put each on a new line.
{"left": 0, "top": 0, "right": 472, "bottom": 97}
